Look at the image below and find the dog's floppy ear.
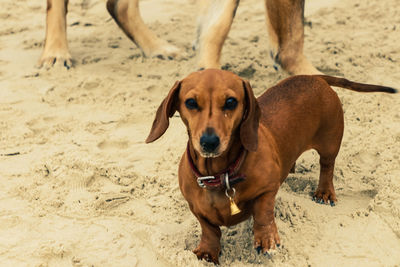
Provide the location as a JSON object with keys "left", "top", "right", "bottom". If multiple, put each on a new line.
{"left": 240, "top": 80, "right": 261, "bottom": 151}
{"left": 145, "top": 81, "right": 181, "bottom": 143}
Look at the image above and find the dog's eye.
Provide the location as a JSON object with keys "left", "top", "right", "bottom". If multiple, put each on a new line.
{"left": 223, "top": 97, "right": 238, "bottom": 110}
{"left": 185, "top": 98, "right": 199, "bottom": 110}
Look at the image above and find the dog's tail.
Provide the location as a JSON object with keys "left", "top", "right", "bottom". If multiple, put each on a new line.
{"left": 315, "top": 75, "right": 398, "bottom": 94}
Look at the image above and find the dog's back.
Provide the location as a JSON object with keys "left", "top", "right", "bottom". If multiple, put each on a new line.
{"left": 257, "top": 74, "right": 396, "bottom": 178}
{"left": 257, "top": 76, "right": 343, "bottom": 166}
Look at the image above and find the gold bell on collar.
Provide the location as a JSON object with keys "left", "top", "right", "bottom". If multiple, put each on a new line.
{"left": 229, "top": 197, "right": 241, "bottom": 215}
{"left": 225, "top": 187, "right": 241, "bottom": 216}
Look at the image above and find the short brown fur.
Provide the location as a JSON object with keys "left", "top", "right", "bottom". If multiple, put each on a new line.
{"left": 146, "top": 69, "right": 396, "bottom": 264}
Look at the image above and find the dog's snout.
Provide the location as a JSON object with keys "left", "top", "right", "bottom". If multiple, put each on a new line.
{"left": 200, "top": 128, "right": 220, "bottom": 153}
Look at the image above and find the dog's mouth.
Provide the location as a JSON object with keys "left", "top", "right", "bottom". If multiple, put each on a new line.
{"left": 191, "top": 139, "right": 222, "bottom": 158}
{"left": 199, "top": 150, "right": 221, "bottom": 158}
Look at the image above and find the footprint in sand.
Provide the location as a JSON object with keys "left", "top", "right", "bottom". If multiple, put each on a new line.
{"left": 97, "top": 140, "right": 129, "bottom": 150}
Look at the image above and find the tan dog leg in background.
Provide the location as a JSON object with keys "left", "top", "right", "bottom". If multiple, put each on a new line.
{"left": 265, "top": 0, "right": 320, "bottom": 74}
{"left": 196, "top": 0, "right": 239, "bottom": 69}
{"left": 196, "top": 0, "right": 319, "bottom": 74}
{"left": 39, "top": 0, "right": 318, "bottom": 72}
{"left": 38, "top": 0, "right": 72, "bottom": 69}
{"left": 107, "top": 0, "right": 179, "bottom": 59}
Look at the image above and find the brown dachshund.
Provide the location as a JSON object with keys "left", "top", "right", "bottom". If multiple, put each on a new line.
{"left": 146, "top": 69, "right": 396, "bottom": 264}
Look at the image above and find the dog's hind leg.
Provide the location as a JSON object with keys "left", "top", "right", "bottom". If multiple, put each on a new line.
{"left": 196, "top": 0, "right": 240, "bottom": 69}
{"left": 314, "top": 155, "right": 338, "bottom": 205}
{"left": 265, "top": 0, "right": 320, "bottom": 75}
{"left": 107, "top": 0, "right": 179, "bottom": 59}
{"left": 38, "top": 0, "right": 72, "bottom": 69}
{"left": 312, "top": 109, "right": 344, "bottom": 206}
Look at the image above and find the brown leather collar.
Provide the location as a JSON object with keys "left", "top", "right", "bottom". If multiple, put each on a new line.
{"left": 186, "top": 143, "right": 247, "bottom": 190}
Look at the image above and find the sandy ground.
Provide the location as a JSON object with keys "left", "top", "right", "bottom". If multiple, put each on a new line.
{"left": 1, "top": 0, "right": 400, "bottom": 266}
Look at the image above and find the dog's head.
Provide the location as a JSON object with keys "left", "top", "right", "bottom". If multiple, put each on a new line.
{"left": 146, "top": 69, "right": 261, "bottom": 157}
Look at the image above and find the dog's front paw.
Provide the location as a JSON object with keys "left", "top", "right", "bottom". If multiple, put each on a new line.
{"left": 38, "top": 48, "right": 72, "bottom": 70}
{"left": 253, "top": 221, "right": 281, "bottom": 254}
{"left": 149, "top": 42, "right": 180, "bottom": 60}
{"left": 193, "top": 243, "right": 220, "bottom": 264}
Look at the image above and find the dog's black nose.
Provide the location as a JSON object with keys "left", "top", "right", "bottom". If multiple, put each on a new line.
{"left": 200, "top": 128, "right": 220, "bottom": 153}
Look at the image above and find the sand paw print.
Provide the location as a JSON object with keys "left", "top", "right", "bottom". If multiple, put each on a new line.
{"left": 97, "top": 140, "right": 129, "bottom": 150}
